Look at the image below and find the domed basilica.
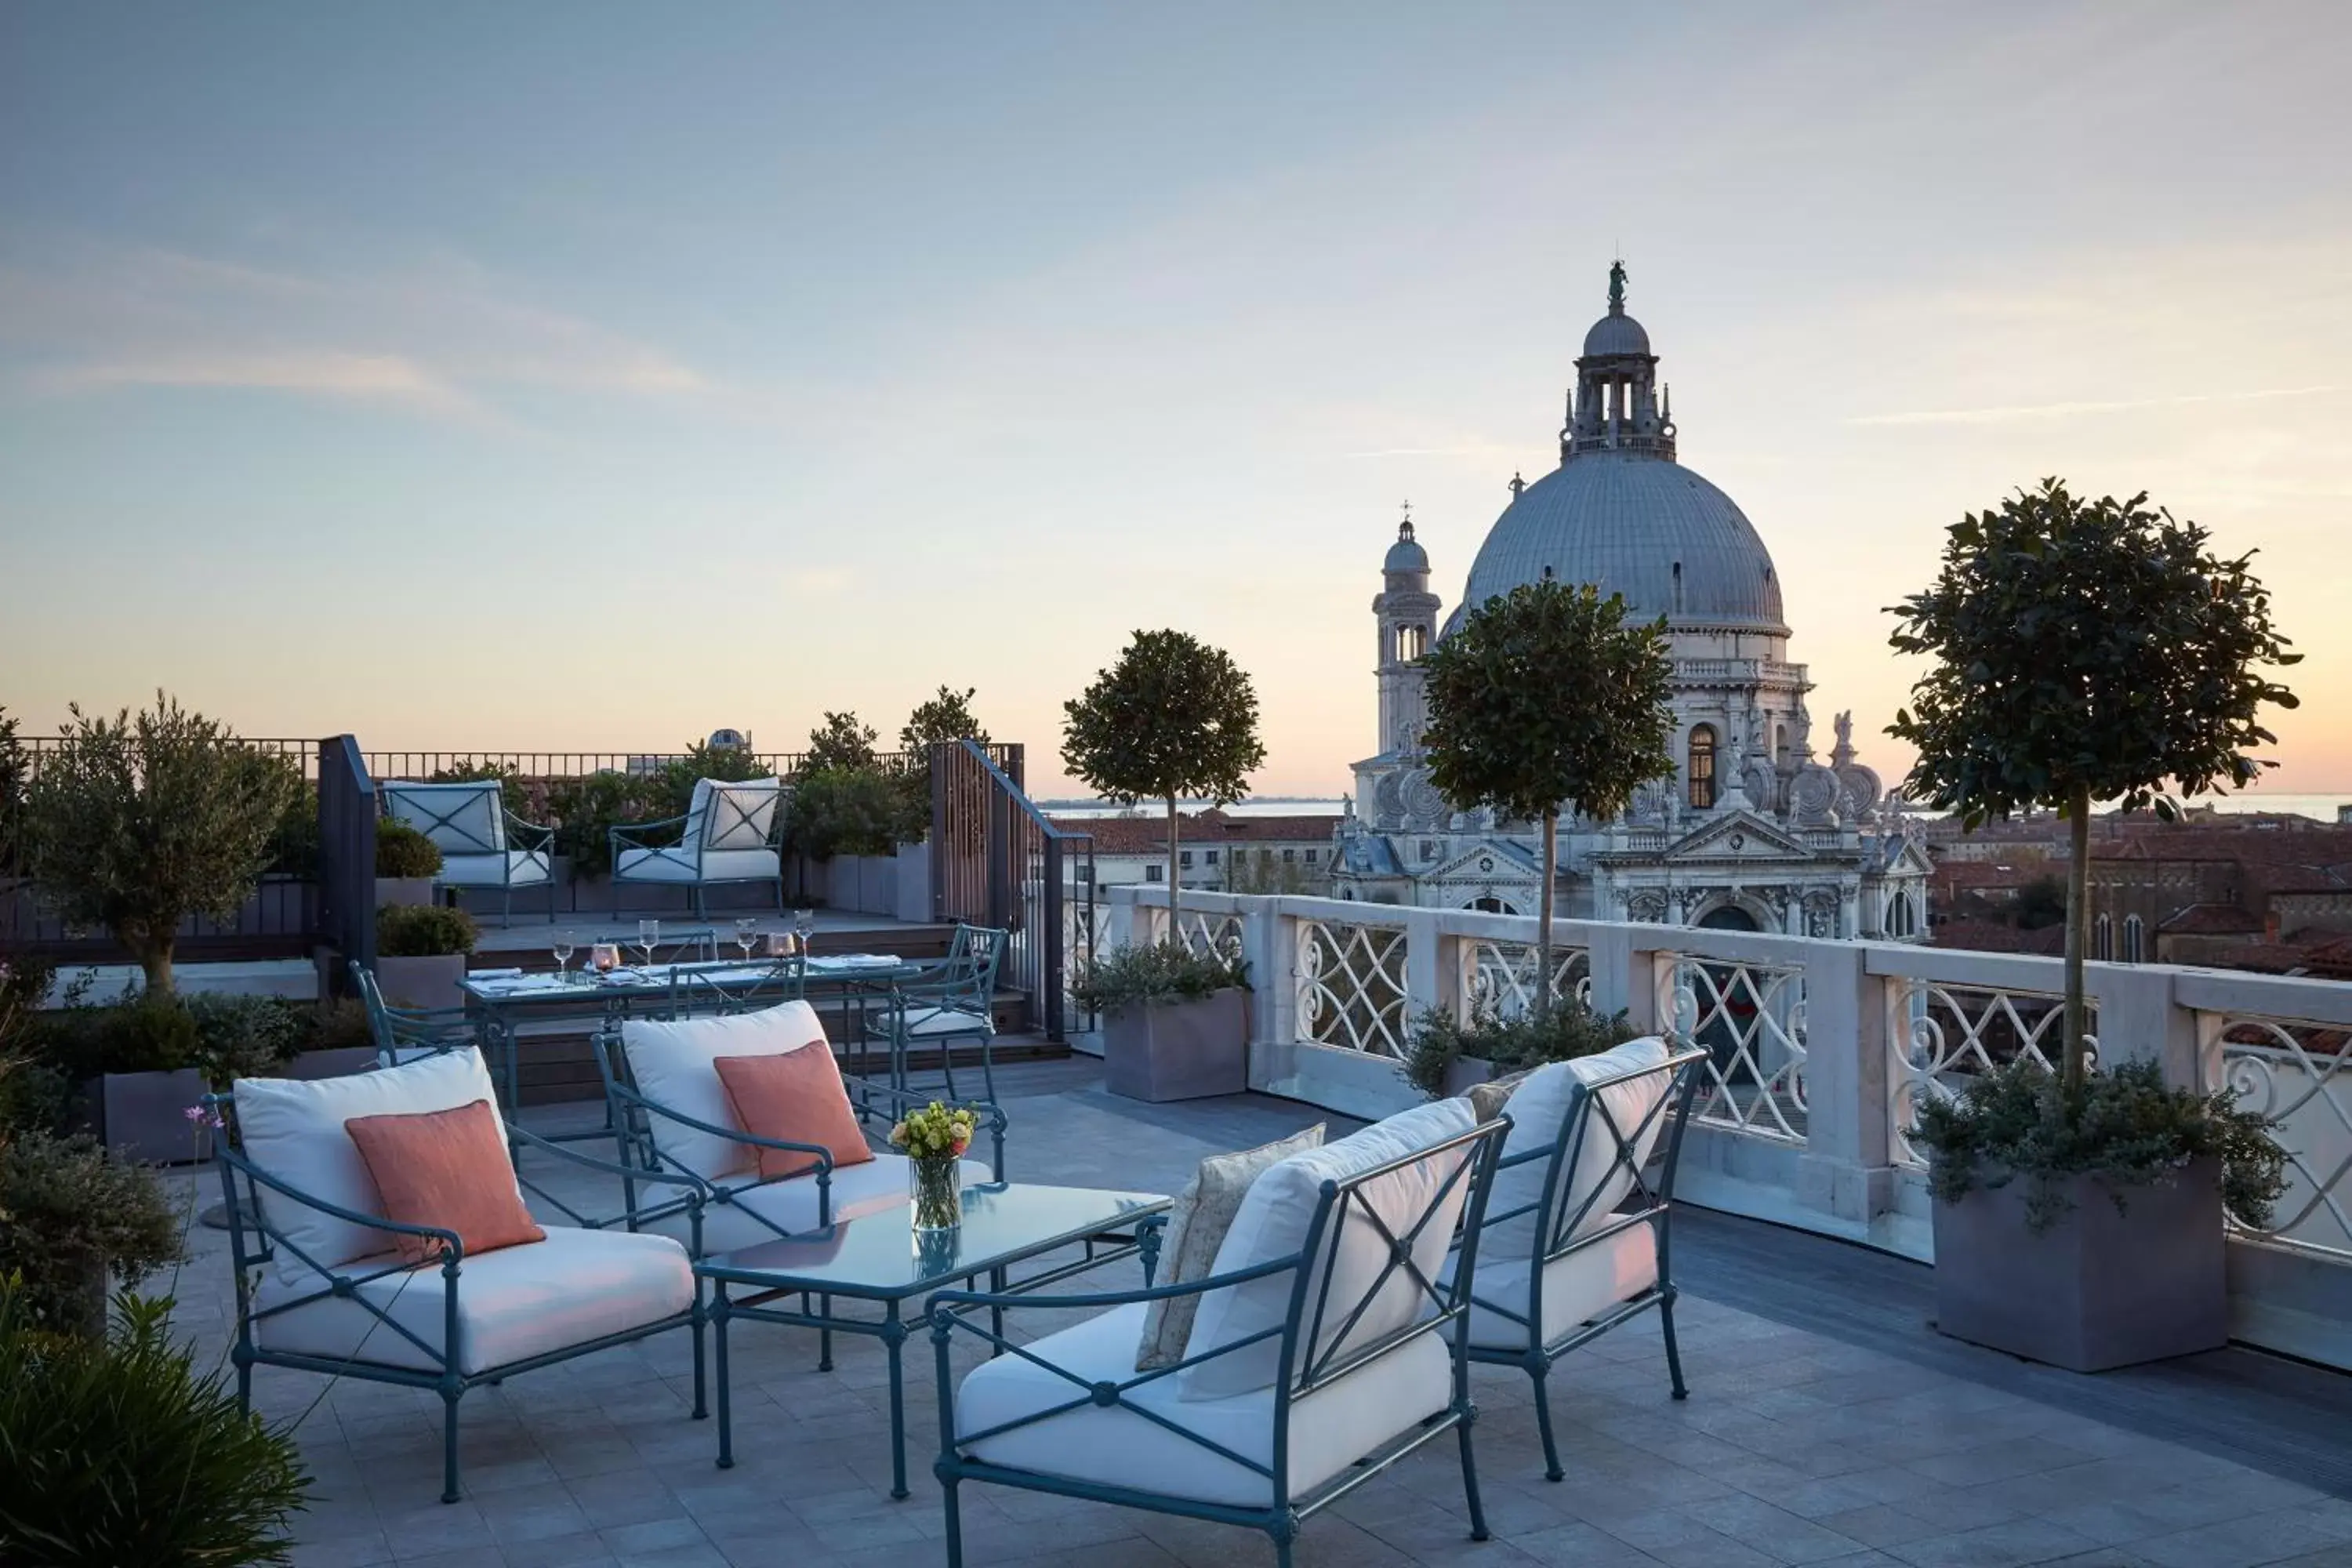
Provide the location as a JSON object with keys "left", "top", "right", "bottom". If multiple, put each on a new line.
{"left": 1334, "top": 264, "right": 1932, "bottom": 940}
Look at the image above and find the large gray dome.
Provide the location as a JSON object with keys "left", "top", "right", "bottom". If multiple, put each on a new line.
{"left": 1451, "top": 451, "right": 1786, "bottom": 633}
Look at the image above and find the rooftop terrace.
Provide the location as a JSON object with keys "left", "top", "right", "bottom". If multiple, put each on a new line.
{"left": 169, "top": 1054, "right": 2352, "bottom": 1568}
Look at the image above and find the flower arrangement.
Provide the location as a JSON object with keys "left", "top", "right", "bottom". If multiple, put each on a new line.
{"left": 891, "top": 1102, "right": 976, "bottom": 1230}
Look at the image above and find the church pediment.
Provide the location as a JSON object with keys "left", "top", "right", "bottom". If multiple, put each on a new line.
{"left": 1659, "top": 811, "right": 1814, "bottom": 864}
{"left": 1424, "top": 837, "right": 1541, "bottom": 883}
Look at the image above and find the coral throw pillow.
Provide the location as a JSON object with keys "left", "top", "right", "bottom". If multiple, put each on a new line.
{"left": 712, "top": 1047, "right": 876, "bottom": 1181}
{"left": 343, "top": 1098, "right": 546, "bottom": 1268}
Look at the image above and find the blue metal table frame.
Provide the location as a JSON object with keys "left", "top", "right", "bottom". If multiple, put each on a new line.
{"left": 695, "top": 1182, "right": 1169, "bottom": 1501}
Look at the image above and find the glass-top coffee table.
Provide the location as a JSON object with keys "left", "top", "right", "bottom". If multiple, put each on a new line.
{"left": 697, "top": 1181, "right": 1170, "bottom": 1499}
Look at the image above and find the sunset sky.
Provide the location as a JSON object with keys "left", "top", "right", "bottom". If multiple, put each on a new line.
{"left": 3, "top": 4, "right": 2346, "bottom": 798}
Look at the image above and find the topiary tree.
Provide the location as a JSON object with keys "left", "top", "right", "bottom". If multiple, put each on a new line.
{"left": 1062, "top": 630, "right": 1265, "bottom": 931}
{"left": 1421, "top": 581, "right": 1676, "bottom": 1020}
{"left": 1889, "top": 478, "right": 2298, "bottom": 1094}
{"left": 25, "top": 694, "right": 301, "bottom": 994}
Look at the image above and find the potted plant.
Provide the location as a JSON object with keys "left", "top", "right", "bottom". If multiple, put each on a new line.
{"left": 1399, "top": 995, "right": 1640, "bottom": 1101}
{"left": 0, "top": 1283, "right": 310, "bottom": 1556}
{"left": 39, "top": 993, "right": 214, "bottom": 1165}
{"left": 1889, "top": 478, "right": 2301, "bottom": 1370}
{"left": 1062, "top": 629, "right": 1265, "bottom": 936}
{"left": 1076, "top": 943, "right": 1252, "bottom": 1102}
{"left": 1419, "top": 582, "right": 1676, "bottom": 1026}
{"left": 374, "top": 818, "right": 443, "bottom": 908}
{"left": 372, "top": 903, "right": 478, "bottom": 1011}
{"left": 23, "top": 692, "right": 300, "bottom": 996}
{"left": 0, "top": 1129, "right": 183, "bottom": 1338}
{"left": 285, "top": 996, "right": 380, "bottom": 1080}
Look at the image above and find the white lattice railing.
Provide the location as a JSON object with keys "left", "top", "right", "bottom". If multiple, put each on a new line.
{"left": 1660, "top": 953, "right": 1809, "bottom": 1145}
{"left": 2200, "top": 1012, "right": 2352, "bottom": 1262}
{"left": 1888, "top": 981, "right": 2096, "bottom": 1169}
{"left": 1460, "top": 938, "right": 1592, "bottom": 1019}
{"left": 1295, "top": 919, "right": 1410, "bottom": 1058}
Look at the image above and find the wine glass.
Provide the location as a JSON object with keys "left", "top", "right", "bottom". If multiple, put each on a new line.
{"left": 637, "top": 917, "right": 660, "bottom": 971}
{"left": 551, "top": 931, "right": 575, "bottom": 985}
{"left": 793, "top": 906, "right": 815, "bottom": 959}
{"left": 735, "top": 917, "right": 759, "bottom": 964}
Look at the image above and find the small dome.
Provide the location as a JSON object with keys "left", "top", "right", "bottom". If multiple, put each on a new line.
{"left": 1384, "top": 523, "right": 1429, "bottom": 574}
{"left": 1582, "top": 310, "right": 1650, "bottom": 358}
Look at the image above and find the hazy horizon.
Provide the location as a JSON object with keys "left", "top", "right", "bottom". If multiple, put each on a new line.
{"left": 5, "top": 4, "right": 2347, "bottom": 797}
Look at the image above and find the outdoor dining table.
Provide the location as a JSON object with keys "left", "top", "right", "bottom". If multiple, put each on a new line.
{"left": 457, "top": 953, "right": 926, "bottom": 1131}
{"left": 698, "top": 1181, "right": 1170, "bottom": 1501}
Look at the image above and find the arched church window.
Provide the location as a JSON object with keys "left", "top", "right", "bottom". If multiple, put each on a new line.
{"left": 1468, "top": 896, "right": 1519, "bottom": 915}
{"left": 2094, "top": 913, "right": 2114, "bottom": 962}
{"left": 2123, "top": 914, "right": 2144, "bottom": 964}
{"left": 1886, "top": 891, "right": 1916, "bottom": 938}
{"left": 1398, "top": 624, "right": 1427, "bottom": 661}
{"left": 1687, "top": 724, "right": 1717, "bottom": 810}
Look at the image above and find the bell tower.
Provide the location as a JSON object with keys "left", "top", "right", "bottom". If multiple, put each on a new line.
{"left": 1374, "top": 505, "right": 1439, "bottom": 756}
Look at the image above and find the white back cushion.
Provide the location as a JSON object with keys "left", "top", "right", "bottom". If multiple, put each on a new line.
{"left": 1480, "top": 1036, "right": 1672, "bottom": 1269}
{"left": 620, "top": 1000, "right": 829, "bottom": 1181}
{"left": 700, "top": 778, "right": 782, "bottom": 851}
{"left": 382, "top": 781, "right": 506, "bottom": 853}
{"left": 234, "top": 1048, "right": 514, "bottom": 1289}
{"left": 1181, "top": 1097, "right": 1476, "bottom": 1401}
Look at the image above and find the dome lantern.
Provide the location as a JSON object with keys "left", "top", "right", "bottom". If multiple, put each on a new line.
{"left": 1563, "top": 260, "right": 1674, "bottom": 463}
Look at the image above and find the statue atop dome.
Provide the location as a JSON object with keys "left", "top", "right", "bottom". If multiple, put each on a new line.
{"left": 1607, "top": 257, "right": 1628, "bottom": 313}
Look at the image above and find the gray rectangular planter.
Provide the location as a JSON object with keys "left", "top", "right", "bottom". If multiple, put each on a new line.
{"left": 1933, "top": 1156, "right": 2228, "bottom": 1371}
{"left": 373, "top": 953, "right": 466, "bottom": 1011}
{"left": 287, "top": 1047, "right": 380, "bottom": 1080}
{"left": 1102, "top": 988, "right": 1248, "bottom": 1102}
{"left": 82, "top": 1068, "right": 213, "bottom": 1165}
{"left": 375, "top": 877, "right": 437, "bottom": 909}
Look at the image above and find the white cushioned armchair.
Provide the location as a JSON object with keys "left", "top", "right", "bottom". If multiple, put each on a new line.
{"left": 379, "top": 779, "right": 556, "bottom": 926}
{"left": 610, "top": 776, "right": 786, "bottom": 916}
{"left": 594, "top": 999, "right": 1005, "bottom": 1258}
{"left": 215, "top": 1050, "right": 707, "bottom": 1504}
{"left": 1454, "top": 1036, "right": 1708, "bottom": 1481}
{"left": 927, "top": 1100, "right": 1510, "bottom": 1568}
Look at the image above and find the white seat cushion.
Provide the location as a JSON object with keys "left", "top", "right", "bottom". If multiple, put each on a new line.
{"left": 234, "top": 1049, "right": 515, "bottom": 1290}
{"left": 956, "top": 1301, "right": 1452, "bottom": 1509}
{"left": 621, "top": 1001, "right": 831, "bottom": 1181}
{"left": 1182, "top": 1098, "right": 1477, "bottom": 1400}
{"left": 614, "top": 846, "right": 781, "bottom": 884}
{"left": 439, "top": 849, "right": 552, "bottom": 888}
{"left": 1458, "top": 1222, "right": 1659, "bottom": 1351}
{"left": 900, "top": 1004, "right": 992, "bottom": 1039}
{"left": 253, "top": 1225, "right": 692, "bottom": 1375}
{"left": 1481, "top": 1038, "right": 1672, "bottom": 1271}
{"left": 662, "top": 1153, "right": 994, "bottom": 1255}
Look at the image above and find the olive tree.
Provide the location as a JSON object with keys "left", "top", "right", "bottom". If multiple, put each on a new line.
{"left": 24, "top": 693, "right": 300, "bottom": 994}
{"left": 1888, "top": 479, "right": 2298, "bottom": 1094}
{"left": 1421, "top": 582, "right": 1676, "bottom": 1020}
{"left": 1062, "top": 630, "right": 1265, "bottom": 931}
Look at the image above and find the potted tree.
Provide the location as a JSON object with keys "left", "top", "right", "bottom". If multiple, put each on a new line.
{"left": 372, "top": 904, "right": 478, "bottom": 1011}
{"left": 1889, "top": 478, "right": 2299, "bottom": 1370}
{"left": 1062, "top": 630, "right": 1265, "bottom": 1099}
{"left": 24, "top": 692, "right": 299, "bottom": 996}
{"left": 1419, "top": 580, "right": 1676, "bottom": 1025}
{"left": 36, "top": 993, "right": 213, "bottom": 1165}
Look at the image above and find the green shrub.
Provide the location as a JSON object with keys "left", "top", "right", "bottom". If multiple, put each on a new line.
{"left": 376, "top": 903, "right": 477, "bottom": 958}
{"left": 373, "top": 818, "right": 444, "bottom": 878}
{"left": 542, "top": 771, "right": 668, "bottom": 880}
{"left": 263, "top": 776, "right": 319, "bottom": 879}
{"left": 184, "top": 994, "right": 305, "bottom": 1087}
{"left": 0, "top": 1284, "right": 310, "bottom": 1562}
{"left": 1399, "top": 997, "right": 1639, "bottom": 1100}
{"left": 299, "top": 997, "right": 376, "bottom": 1056}
{"left": 1073, "top": 942, "right": 1249, "bottom": 1014}
{"left": 0, "top": 1132, "right": 184, "bottom": 1338}
{"left": 1911, "top": 1056, "right": 2288, "bottom": 1232}
{"left": 34, "top": 993, "right": 200, "bottom": 1081}
{"left": 785, "top": 765, "right": 921, "bottom": 860}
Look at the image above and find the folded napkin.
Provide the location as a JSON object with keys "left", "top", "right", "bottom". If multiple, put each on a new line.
{"left": 468, "top": 967, "right": 524, "bottom": 981}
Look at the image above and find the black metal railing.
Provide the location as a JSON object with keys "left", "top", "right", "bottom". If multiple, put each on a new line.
{"left": 318, "top": 735, "right": 376, "bottom": 977}
{"left": 931, "top": 740, "right": 1095, "bottom": 1041}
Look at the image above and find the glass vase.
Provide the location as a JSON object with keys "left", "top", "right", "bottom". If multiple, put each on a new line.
{"left": 909, "top": 1153, "right": 963, "bottom": 1231}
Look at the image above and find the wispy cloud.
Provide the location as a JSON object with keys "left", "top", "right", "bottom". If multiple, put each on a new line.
{"left": 1849, "top": 384, "right": 2343, "bottom": 427}
{"left": 0, "top": 237, "right": 708, "bottom": 423}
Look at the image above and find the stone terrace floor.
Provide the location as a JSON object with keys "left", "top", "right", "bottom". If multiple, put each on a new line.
{"left": 164, "top": 1057, "right": 2352, "bottom": 1568}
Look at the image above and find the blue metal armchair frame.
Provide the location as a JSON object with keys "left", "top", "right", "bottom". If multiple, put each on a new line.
{"left": 867, "top": 923, "right": 1005, "bottom": 1101}
{"left": 590, "top": 1023, "right": 1010, "bottom": 1249}
{"left": 608, "top": 779, "right": 786, "bottom": 917}
{"left": 350, "top": 961, "right": 475, "bottom": 1065}
{"left": 379, "top": 780, "right": 557, "bottom": 927}
{"left": 1463, "top": 1043, "right": 1707, "bottom": 1482}
{"left": 209, "top": 1091, "right": 709, "bottom": 1505}
{"left": 927, "top": 1116, "right": 1511, "bottom": 1568}
{"left": 666, "top": 956, "right": 808, "bottom": 1018}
